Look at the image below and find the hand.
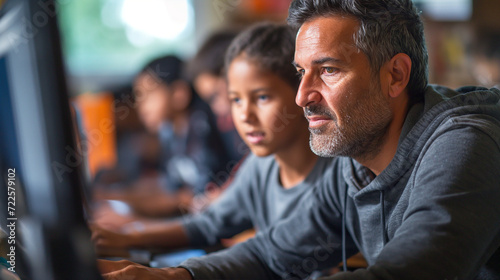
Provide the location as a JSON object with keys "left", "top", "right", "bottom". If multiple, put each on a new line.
{"left": 91, "top": 202, "right": 139, "bottom": 231}
{"left": 91, "top": 224, "right": 136, "bottom": 249}
{"left": 97, "top": 259, "right": 193, "bottom": 280}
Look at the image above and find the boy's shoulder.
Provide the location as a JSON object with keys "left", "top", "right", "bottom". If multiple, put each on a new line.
{"left": 233, "top": 153, "right": 278, "bottom": 181}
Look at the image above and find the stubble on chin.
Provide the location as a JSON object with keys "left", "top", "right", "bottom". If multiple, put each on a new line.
{"left": 308, "top": 121, "right": 344, "bottom": 158}
{"left": 306, "top": 93, "right": 392, "bottom": 160}
{"left": 304, "top": 106, "right": 342, "bottom": 157}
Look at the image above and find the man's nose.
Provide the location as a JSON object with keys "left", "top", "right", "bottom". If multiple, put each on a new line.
{"left": 296, "top": 73, "right": 322, "bottom": 108}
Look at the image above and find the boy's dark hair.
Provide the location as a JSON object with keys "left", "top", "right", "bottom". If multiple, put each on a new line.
{"left": 288, "top": 0, "right": 428, "bottom": 103}
{"left": 225, "top": 22, "right": 300, "bottom": 90}
{"left": 187, "top": 30, "right": 238, "bottom": 81}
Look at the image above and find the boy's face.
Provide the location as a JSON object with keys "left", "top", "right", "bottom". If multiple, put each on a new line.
{"left": 227, "top": 56, "right": 307, "bottom": 157}
{"left": 134, "top": 73, "right": 173, "bottom": 133}
{"left": 294, "top": 16, "right": 393, "bottom": 158}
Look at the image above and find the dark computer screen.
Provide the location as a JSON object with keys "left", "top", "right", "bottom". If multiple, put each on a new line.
{"left": 0, "top": 0, "right": 102, "bottom": 279}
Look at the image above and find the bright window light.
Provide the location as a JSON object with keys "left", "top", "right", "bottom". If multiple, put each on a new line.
{"left": 413, "top": 0, "right": 472, "bottom": 21}
{"left": 120, "top": 0, "right": 192, "bottom": 42}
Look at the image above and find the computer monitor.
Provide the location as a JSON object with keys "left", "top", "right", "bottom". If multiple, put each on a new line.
{"left": 0, "top": 0, "right": 102, "bottom": 279}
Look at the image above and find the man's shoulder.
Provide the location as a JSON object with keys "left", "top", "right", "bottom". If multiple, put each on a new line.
{"left": 433, "top": 113, "right": 500, "bottom": 155}
{"left": 426, "top": 85, "right": 500, "bottom": 147}
{"left": 423, "top": 84, "right": 500, "bottom": 111}
{"left": 404, "top": 85, "right": 500, "bottom": 149}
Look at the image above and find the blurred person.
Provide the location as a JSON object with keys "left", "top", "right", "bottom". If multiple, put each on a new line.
{"left": 93, "top": 23, "right": 337, "bottom": 277}
{"left": 185, "top": 30, "right": 248, "bottom": 212}
{"left": 95, "top": 55, "right": 230, "bottom": 218}
{"left": 110, "top": 85, "right": 163, "bottom": 180}
{"left": 188, "top": 30, "right": 247, "bottom": 163}
{"left": 470, "top": 31, "right": 500, "bottom": 88}
{"left": 91, "top": 86, "right": 163, "bottom": 196}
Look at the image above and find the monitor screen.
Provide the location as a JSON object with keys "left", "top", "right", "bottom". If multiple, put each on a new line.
{"left": 0, "top": 0, "right": 102, "bottom": 279}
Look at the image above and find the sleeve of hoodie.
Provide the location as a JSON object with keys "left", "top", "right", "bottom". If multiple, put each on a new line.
{"left": 320, "top": 115, "right": 500, "bottom": 280}
{"left": 179, "top": 157, "right": 360, "bottom": 280}
{"left": 181, "top": 155, "right": 255, "bottom": 247}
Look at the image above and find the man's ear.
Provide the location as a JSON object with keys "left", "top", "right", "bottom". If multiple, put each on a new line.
{"left": 171, "top": 80, "right": 192, "bottom": 112}
{"left": 386, "top": 53, "right": 412, "bottom": 98}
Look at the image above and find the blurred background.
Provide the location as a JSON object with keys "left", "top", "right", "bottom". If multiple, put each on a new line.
{"left": 58, "top": 0, "right": 500, "bottom": 95}
{"left": 46, "top": 0, "right": 498, "bottom": 175}
{"left": 53, "top": 0, "right": 500, "bottom": 178}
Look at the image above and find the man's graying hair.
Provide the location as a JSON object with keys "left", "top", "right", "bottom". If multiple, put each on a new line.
{"left": 288, "top": 0, "right": 429, "bottom": 103}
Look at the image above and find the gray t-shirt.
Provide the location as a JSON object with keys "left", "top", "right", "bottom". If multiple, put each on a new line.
{"left": 182, "top": 154, "right": 333, "bottom": 247}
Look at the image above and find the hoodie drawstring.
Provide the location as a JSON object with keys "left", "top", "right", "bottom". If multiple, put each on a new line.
{"left": 380, "top": 190, "right": 388, "bottom": 245}
{"left": 342, "top": 185, "right": 348, "bottom": 271}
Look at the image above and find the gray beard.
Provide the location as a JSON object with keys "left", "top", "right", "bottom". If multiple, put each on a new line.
{"left": 307, "top": 90, "right": 392, "bottom": 160}
{"left": 308, "top": 119, "right": 389, "bottom": 160}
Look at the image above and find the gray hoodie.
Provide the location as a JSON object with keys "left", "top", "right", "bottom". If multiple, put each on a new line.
{"left": 180, "top": 85, "right": 500, "bottom": 280}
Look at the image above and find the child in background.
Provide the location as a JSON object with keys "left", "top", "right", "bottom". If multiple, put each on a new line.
{"left": 95, "top": 55, "right": 230, "bottom": 218}
{"left": 186, "top": 30, "right": 247, "bottom": 213}
{"left": 187, "top": 30, "right": 247, "bottom": 163}
{"left": 93, "top": 25, "right": 335, "bottom": 277}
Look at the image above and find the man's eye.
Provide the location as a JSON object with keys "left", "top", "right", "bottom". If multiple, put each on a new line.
{"left": 323, "top": 67, "right": 337, "bottom": 75}
{"left": 296, "top": 69, "right": 305, "bottom": 78}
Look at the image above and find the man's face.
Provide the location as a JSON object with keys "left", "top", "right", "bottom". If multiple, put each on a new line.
{"left": 294, "top": 16, "right": 393, "bottom": 159}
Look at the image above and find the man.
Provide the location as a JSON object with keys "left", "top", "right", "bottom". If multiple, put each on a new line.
{"left": 99, "top": 0, "right": 500, "bottom": 279}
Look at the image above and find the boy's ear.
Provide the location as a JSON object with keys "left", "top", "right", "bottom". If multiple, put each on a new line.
{"left": 171, "top": 80, "right": 192, "bottom": 112}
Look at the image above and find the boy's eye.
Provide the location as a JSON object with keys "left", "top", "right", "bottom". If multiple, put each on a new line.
{"left": 230, "top": 97, "right": 241, "bottom": 104}
{"left": 258, "top": 95, "right": 269, "bottom": 101}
